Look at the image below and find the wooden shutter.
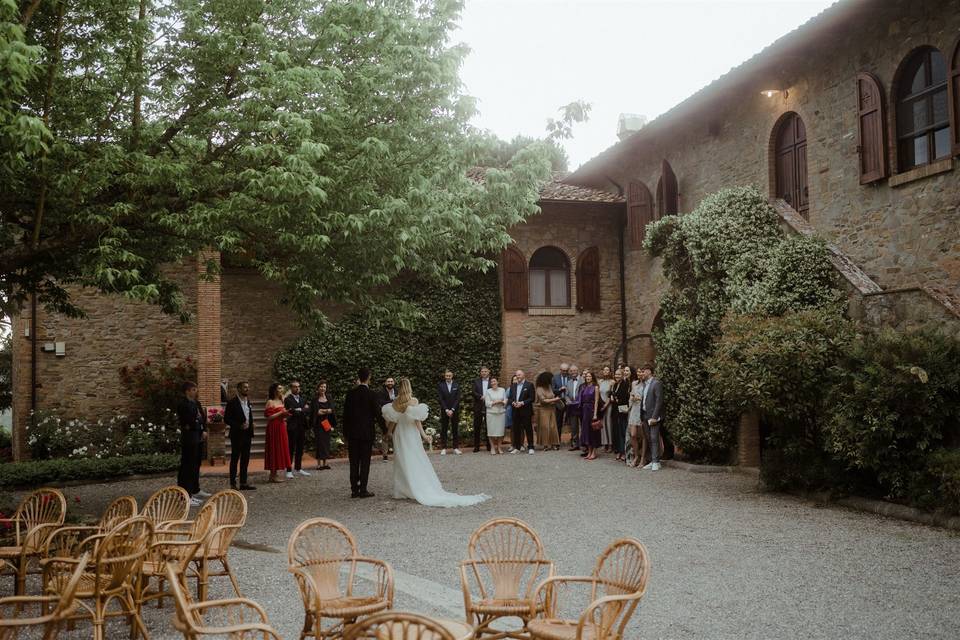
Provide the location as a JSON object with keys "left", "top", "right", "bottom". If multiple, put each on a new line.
{"left": 661, "top": 160, "right": 679, "bottom": 217}
{"left": 576, "top": 246, "right": 601, "bottom": 311}
{"left": 856, "top": 72, "right": 888, "bottom": 183}
{"left": 501, "top": 246, "right": 527, "bottom": 310}
{"left": 626, "top": 180, "right": 653, "bottom": 248}
{"left": 950, "top": 36, "right": 960, "bottom": 157}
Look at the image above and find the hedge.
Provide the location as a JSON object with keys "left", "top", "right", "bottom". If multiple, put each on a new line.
{"left": 0, "top": 454, "right": 180, "bottom": 489}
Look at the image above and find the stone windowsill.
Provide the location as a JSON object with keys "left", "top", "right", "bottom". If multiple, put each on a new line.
{"left": 527, "top": 307, "right": 576, "bottom": 316}
{"left": 889, "top": 157, "right": 954, "bottom": 188}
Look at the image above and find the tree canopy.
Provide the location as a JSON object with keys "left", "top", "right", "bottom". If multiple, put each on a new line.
{"left": 1, "top": 0, "right": 552, "bottom": 326}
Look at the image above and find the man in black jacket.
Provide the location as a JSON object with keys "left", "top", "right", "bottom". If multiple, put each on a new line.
{"left": 175, "top": 381, "right": 208, "bottom": 507}
{"left": 224, "top": 381, "right": 256, "bottom": 491}
{"left": 375, "top": 377, "right": 397, "bottom": 461}
{"left": 507, "top": 369, "right": 535, "bottom": 454}
{"left": 342, "top": 367, "right": 380, "bottom": 498}
{"left": 284, "top": 380, "right": 311, "bottom": 478}
{"left": 471, "top": 367, "right": 492, "bottom": 452}
{"left": 437, "top": 369, "right": 461, "bottom": 455}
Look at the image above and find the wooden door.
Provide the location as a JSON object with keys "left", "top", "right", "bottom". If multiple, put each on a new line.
{"left": 775, "top": 113, "right": 809, "bottom": 217}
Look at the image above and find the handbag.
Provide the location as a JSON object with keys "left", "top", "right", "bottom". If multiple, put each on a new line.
{"left": 618, "top": 404, "right": 630, "bottom": 414}
{"left": 320, "top": 418, "right": 333, "bottom": 432}
{"left": 590, "top": 418, "right": 603, "bottom": 430}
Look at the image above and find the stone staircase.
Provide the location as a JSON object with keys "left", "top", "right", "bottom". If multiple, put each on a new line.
{"left": 223, "top": 399, "right": 268, "bottom": 458}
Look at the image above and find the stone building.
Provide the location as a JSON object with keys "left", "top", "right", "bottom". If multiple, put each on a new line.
{"left": 9, "top": 0, "right": 960, "bottom": 461}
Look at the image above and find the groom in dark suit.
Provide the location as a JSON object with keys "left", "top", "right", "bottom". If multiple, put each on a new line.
{"left": 343, "top": 367, "right": 380, "bottom": 498}
{"left": 437, "top": 369, "right": 461, "bottom": 455}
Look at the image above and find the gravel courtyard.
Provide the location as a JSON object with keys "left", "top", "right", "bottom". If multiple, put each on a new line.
{"left": 19, "top": 451, "right": 960, "bottom": 639}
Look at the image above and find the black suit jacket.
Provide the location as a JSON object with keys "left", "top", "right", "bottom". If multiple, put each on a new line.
{"left": 342, "top": 384, "right": 380, "bottom": 442}
{"left": 507, "top": 381, "right": 535, "bottom": 418}
{"left": 437, "top": 380, "right": 461, "bottom": 413}
{"left": 375, "top": 386, "right": 396, "bottom": 431}
{"left": 224, "top": 396, "right": 254, "bottom": 438}
{"left": 284, "top": 393, "right": 310, "bottom": 429}
{"left": 176, "top": 397, "right": 206, "bottom": 442}
{"left": 472, "top": 378, "right": 490, "bottom": 412}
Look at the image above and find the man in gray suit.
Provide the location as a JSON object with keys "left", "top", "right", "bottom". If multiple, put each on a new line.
{"left": 639, "top": 363, "right": 664, "bottom": 471}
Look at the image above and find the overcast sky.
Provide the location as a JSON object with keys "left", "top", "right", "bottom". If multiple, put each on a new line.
{"left": 456, "top": 0, "right": 835, "bottom": 169}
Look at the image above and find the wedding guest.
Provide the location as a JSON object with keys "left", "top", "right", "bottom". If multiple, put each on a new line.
{"left": 507, "top": 369, "right": 535, "bottom": 454}
{"left": 640, "top": 363, "right": 665, "bottom": 471}
{"left": 471, "top": 367, "right": 492, "bottom": 452}
{"left": 376, "top": 377, "right": 397, "bottom": 461}
{"left": 505, "top": 373, "right": 518, "bottom": 439}
{"left": 564, "top": 365, "right": 582, "bottom": 451}
{"left": 176, "top": 381, "right": 208, "bottom": 507}
{"left": 483, "top": 376, "right": 507, "bottom": 454}
{"left": 343, "top": 367, "right": 380, "bottom": 498}
{"left": 264, "top": 383, "right": 292, "bottom": 483}
{"left": 578, "top": 370, "right": 601, "bottom": 460}
{"left": 611, "top": 368, "right": 631, "bottom": 461}
{"left": 437, "top": 369, "right": 462, "bottom": 455}
{"left": 534, "top": 371, "right": 561, "bottom": 451}
{"left": 598, "top": 366, "right": 614, "bottom": 452}
{"left": 284, "top": 380, "right": 310, "bottom": 478}
{"left": 552, "top": 363, "right": 570, "bottom": 445}
{"left": 310, "top": 380, "right": 336, "bottom": 471}
{"left": 224, "top": 381, "right": 256, "bottom": 491}
{"left": 627, "top": 367, "right": 646, "bottom": 468}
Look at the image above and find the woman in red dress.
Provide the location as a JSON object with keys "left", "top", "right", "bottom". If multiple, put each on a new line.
{"left": 264, "top": 383, "right": 292, "bottom": 483}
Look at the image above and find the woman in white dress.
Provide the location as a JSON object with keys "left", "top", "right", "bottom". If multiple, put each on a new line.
{"left": 381, "top": 378, "right": 489, "bottom": 508}
{"left": 483, "top": 376, "right": 507, "bottom": 454}
{"left": 627, "top": 368, "right": 645, "bottom": 468}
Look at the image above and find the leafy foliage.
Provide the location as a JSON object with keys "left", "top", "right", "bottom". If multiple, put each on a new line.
{"left": 119, "top": 340, "right": 197, "bottom": 424}
{"left": 0, "top": 453, "right": 179, "bottom": 489}
{"left": 0, "top": 333, "right": 10, "bottom": 412}
{"left": 644, "top": 186, "right": 843, "bottom": 462}
{"left": 274, "top": 271, "right": 500, "bottom": 427}
{"left": 28, "top": 409, "right": 180, "bottom": 460}
{"left": 1, "top": 0, "right": 551, "bottom": 326}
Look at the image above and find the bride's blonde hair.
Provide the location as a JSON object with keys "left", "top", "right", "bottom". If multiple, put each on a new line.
{"left": 392, "top": 378, "right": 413, "bottom": 413}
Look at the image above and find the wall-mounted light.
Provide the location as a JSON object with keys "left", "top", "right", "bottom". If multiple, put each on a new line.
{"left": 761, "top": 89, "right": 789, "bottom": 99}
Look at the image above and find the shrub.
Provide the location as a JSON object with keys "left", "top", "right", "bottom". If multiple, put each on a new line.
{"left": 119, "top": 340, "right": 197, "bottom": 424}
{"left": 28, "top": 410, "right": 179, "bottom": 460}
{"left": 0, "top": 454, "right": 179, "bottom": 489}
{"left": 923, "top": 449, "right": 960, "bottom": 514}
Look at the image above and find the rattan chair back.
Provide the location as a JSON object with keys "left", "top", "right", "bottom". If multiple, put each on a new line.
{"left": 344, "top": 612, "right": 456, "bottom": 640}
{"left": 587, "top": 538, "right": 650, "bottom": 638}
{"left": 466, "top": 517, "right": 548, "bottom": 601}
{"left": 287, "top": 517, "right": 359, "bottom": 601}
{"left": 141, "top": 486, "right": 190, "bottom": 526}
{"left": 99, "top": 495, "right": 137, "bottom": 531}
{"left": 96, "top": 516, "right": 155, "bottom": 593}
{"left": 204, "top": 489, "right": 247, "bottom": 557}
{"left": 15, "top": 488, "right": 66, "bottom": 550}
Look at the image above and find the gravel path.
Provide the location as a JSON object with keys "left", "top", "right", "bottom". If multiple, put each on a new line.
{"left": 12, "top": 450, "right": 960, "bottom": 639}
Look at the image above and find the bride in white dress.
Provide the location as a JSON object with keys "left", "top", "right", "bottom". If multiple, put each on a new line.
{"left": 381, "top": 378, "right": 489, "bottom": 508}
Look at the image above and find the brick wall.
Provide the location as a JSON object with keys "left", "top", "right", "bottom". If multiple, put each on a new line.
{"left": 582, "top": 0, "right": 960, "bottom": 335}
{"left": 501, "top": 201, "right": 624, "bottom": 379}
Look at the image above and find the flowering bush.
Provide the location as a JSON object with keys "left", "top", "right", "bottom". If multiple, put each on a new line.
{"left": 28, "top": 410, "right": 179, "bottom": 460}
{"left": 119, "top": 339, "right": 197, "bottom": 424}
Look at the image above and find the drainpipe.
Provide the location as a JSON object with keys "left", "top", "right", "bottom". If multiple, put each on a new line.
{"left": 30, "top": 291, "right": 37, "bottom": 413}
{"left": 605, "top": 175, "right": 630, "bottom": 364}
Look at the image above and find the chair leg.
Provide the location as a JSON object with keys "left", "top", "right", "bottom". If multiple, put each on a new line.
{"left": 125, "top": 592, "right": 150, "bottom": 640}
{"left": 197, "top": 558, "right": 208, "bottom": 602}
{"left": 222, "top": 557, "right": 243, "bottom": 598}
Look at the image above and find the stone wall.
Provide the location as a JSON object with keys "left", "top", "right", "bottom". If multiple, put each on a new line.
{"left": 581, "top": 0, "right": 960, "bottom": 330}
{"left": 500, "top": 201, "right": 624, "bottom": 379}
{"left": 9, "top": 263, "right": 197, "bottom": 459}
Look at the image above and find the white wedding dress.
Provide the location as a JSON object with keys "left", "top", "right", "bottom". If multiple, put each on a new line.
{"left": 381, "top": 402, "right": 489, "bottom": 508}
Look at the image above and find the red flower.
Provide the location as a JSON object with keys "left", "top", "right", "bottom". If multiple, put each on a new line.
{"left": 74, "top": 496, "right": 81, "bottom": 503}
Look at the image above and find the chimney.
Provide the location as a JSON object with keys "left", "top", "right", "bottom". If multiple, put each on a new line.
{"left": 617, "top": 113, "right": 647, "bottom": 140}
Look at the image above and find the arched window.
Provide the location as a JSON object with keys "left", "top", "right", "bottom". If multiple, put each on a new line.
{"left": 529, "top": 247, "right": 569, "bottom": 308}
{"left": 895, "top": 47, "right": 950, "bottom": 170}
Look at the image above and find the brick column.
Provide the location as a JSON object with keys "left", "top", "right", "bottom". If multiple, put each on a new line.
{"left": 196, "top": 250, "right": 224, "bottom": 464}
{"left": 737, "top": 411, "right": 761, "bottom": 467}
{"left": 10, "top": 308, "right": 32, "bottom": 462}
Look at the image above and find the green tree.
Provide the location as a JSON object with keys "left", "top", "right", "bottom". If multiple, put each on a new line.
{"left": 1, "top": 0, "right": 551, "bottom": 326}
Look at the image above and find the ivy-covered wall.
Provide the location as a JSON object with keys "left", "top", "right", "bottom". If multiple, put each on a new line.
{"left": 274, "top": 271, "right": 502, "bottom": 429}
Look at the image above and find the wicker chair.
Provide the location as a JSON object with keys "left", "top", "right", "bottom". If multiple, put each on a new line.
{"left": 0, "top": 488, "right": 67, "bottom": 595}
{"left": 288, "top": 518, "right": 394, "bottom": 640}
{"left": 0, "top": 552, "right": 88, "bottom": 640}
{"left": 344, "top": 612, "right": 458, "bottom": 640}
{"left": 190, "top": 489, "right": 247, "bottom": 601}
{"left": 527, "top": 539, "right": 650, "bottom": 640}
{"left": 167, "top": 562, "right": 282, "bottom": 639}
{"left": 460, "top": 518, "right": 554, "bottom": 639}
{"left": 135, "top": 500, "right": 215, "bottom": 612}
{"left": 141, "top": 486, "right": 191, "bottom": 529}
{"left": 41, "top": 516, "right": 155, "bottom": 640}
{"left": 44, "top": 495, "right": 137, "bottom": 560}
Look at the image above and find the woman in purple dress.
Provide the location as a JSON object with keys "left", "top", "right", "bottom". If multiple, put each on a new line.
{"left": 578, "top": 370, "right": 602, "bottom": 461}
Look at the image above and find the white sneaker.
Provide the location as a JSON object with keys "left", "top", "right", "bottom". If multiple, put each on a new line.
{"left": 453, "top": 448, "right": 462, "bottom": 455}
{"left": 490, "top": 450, "right": 497, "bottom": 455}
{"left": 440, "top": 449, "right": 447, "bottom": 456}
{"left": 650, "top": 462, "right": 661, "bottom": 471}
{"left": 195, "top": 490, "right": 212, "bottom": 498}
{"left": 509, "top": 448, "right": 520, "bottom": 455}
{"left": 527, "top": 448, "right": 535, "bottom": 455}
{"left": 642, "top": 462, "right": 654, "bottom": 470}
{"left": 189, "top": 497, "right": 203, "bottom": 507}
{"left": 298, "top": 469, "right": 311, "bottom": 477}
{"left": 285, "top": 471, "right": 294, "bottom": 479}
